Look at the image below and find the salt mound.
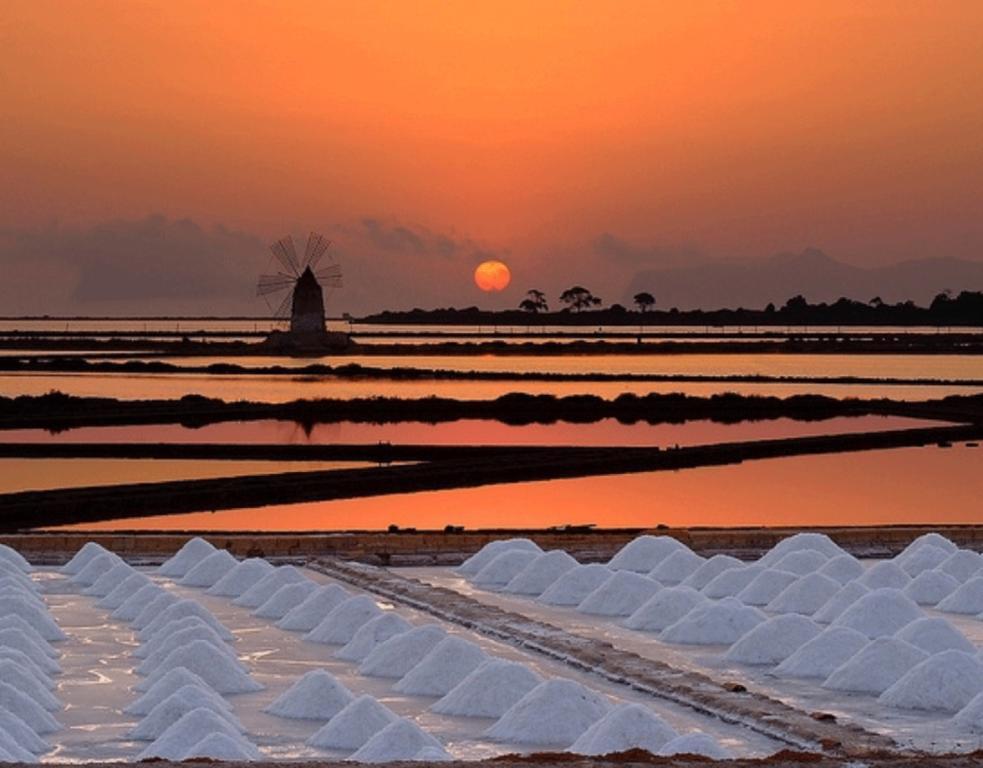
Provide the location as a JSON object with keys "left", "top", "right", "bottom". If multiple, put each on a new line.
{"left": 60, "top": 542, "right": 109, "bottom": 575}
{"left": 0, "top": 648, "right": 54, "bottom": 688}
{"left": 823, "top": 637, "right": 927, "bottom": 694}
{"left": 178, "top": 550, "right": 238, "bottom": 587}
{"left": 0, "top": 682, "right": 60, "bottom": 734}
{"left": 898, "top": 532, "right": 958, "bottom": 560}
{"left": 305, "top": 595, "right": 382, "bottom": 645}
{"left": 537, "top": 564, "right": 613, "bottom": 606}
{"left": 394, "top": 636, "right": 487, "bottom": 696}
{"left": 131, "top": 592, "right": 180, "bottom": 630}
{"left": 818, "top": 554, "right": 865, "bottom": 585}
{"left": 253, "top": 581, "right": 319, "bottom": 619}
{"left": 953, "top": 691, "right": 983, "bottom": 732}
{"left": 350, "top": 718, "right": 448, "bottom": 763}
{"left": 0, "top": 571, "right": 37, "bottom": 594}
{"left": 0, "top": 629, "right": 62, "bottom": 672}
{"left": 0, "top": 616, "right": 60, "bottom": 654}
{"left": 577, "top": 572, "right": 661, "bottom": 616}
{"left": 128, "top": 686, "right": 243, "bottom": 739}
{"left": 735, "top": 569, "right": 799, "bottom": 606}
{"left": 502, "top": 550, "right": 578, "bottom": 595}
{"left": 680, "top": 555, "right": 742, "bottom": 591}
{"left": 158, "top": 537, "right": 216, "bottom": 578}
{"left": 206, "top": 557, "right": 274, "bottom": 597}
{"left": 0, "top": 544, "right": 31, "bottom": 573}
{"left": 623, "top": 586, "right": 706, "bottom": 632}
{"left": 112, "top": 584, "right": 166, "bottom": 621}
{"left": 0, "top": 706, "right": 50, "bottom": 753}
{"left": 360, "top": 625, "right": 447, "bottom": 678}
{"left": 938, "top": 550, "right": 983, "bottom": 582}
{"left": 136, "top": 615, "right": 231, "bottom": 658}
{"left": 0, "top": 598, "right": 65, "bottom": 642}
{"left": 233, "top": 565, "right": 309, "bottom": 608}
{"left": 766, "top": 573, "right": 841, "bottom": 615}
{"left": 773, "top": 550, "right": 830, "bottom": 576}
{"left": 182, "top": 732, "right": 262, "bottom": 761}
{"left": 336, "top": 614, "right": 413, "bottom": 662}
{"left": 83, "top": 562, "right": 135, "bottom": 597}
{"left": 895, "top": 617, "right": 975, "bottom": 654}
{"left": 661, "top": 598, "right": 765, "bottom": 645}
{"left": 125, "top": 667, "right": 230, "bottom": 716}
{"left": 486, "top": 679, "right": 610, "bottom": 747}
{"left": 937, "top": 576, "right": 983, "bottom": 614}
{"left": 760, "top": 533, "right": 846, "bottom": 566}
{"left": 569, "top": 702, "right": 677, "bottom": 755}
{"left": 137, "top": 707, "right": 241, "bottom": 760}
{"left": 607, "top": 535, "right": 685, "bottom": 573}
{"left": 307, "top": 695, "right": 398, "bottom": 750}
{"left": 812, "top": 581, "right": 870, "bottom": 623}
{"left": 472, "top": 550, "right": 540, "bottom": 589}
{"left": 139, "top": 599, "right": 233, "bottom": 641}
{"left": 658, "top": 732, "right": 732, "bottom": 759}
{"left": 136, "top": 625, "right": 236, "bottom": 676}
{"left": 277, "top": 583, "right": 351, "bottom": 631}
{"left": 0, "top": 660, "right": 59, "bottom": 711}
{"left": 264, "top": 669, "right": 354, "bottom": 720}
{"left": 458, "top": 538, "right": 542, "bottom": 575}
{"left": 70, "top": 552, "right": 120, "bottom": 586}
{"left": 832, "top": 588, "right": 922, "bottom": 637}
{"left": 701, "top": 565, "right": 764, "bottom": 599}
{"left": 858, "top": 561, "right": 911, "bottom": 590}
{"left": 432, "top": 659, "right": 543, "bottom": 718}
{"left": 0, "top": 731, "right": 36, "bottom": 763}
{"left": 904, "top": 569, "right": 960, "bottom": 606}
{"left": 725, "top": 615, "right": 821, "bottom": 665}
{"left": 773, "top": 626, "right": 869, "bottom": 679}
{"left": 879, "top": 650, "right": 983, "bottom": 712}
{"left": 648, "top": 549, "right": 704, "bottom": 585}
{"left": 898, "top": 544, "right": 951, "bottom": 577}
{"left": 135, "top": 640, "right": 263, "bottom": 694}
{"left": 97, "top": 572, "right": 151, "bottom": 609}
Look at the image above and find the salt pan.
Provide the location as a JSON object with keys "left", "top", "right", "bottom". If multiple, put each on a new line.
{"left": 823, "top": 637, "right": 927, "bottom": 694}
{"left": 128, "top": 686, "right": 243, "bottom": 739}
{"left": 137, "top": 707, "right": 241, "bottom": 760}
{"left": 432, "top": 659, "right": 543, "bottom": 718}
{"left": 264, "top": 669, "right": 354, "bottom": 720}
{"left": 903, "top": 569, "right": 960, "bottom": 606}
{"left": 831, "top": 588, "right": 922, "bottom": 637}
{"left": 232, "top": 565, "right": 309, "bottom": 608}
{"left": 623, "top": 586, "right": 706, "bottom": 632}
{"left": 277, "top": 584, "right": 351, "bottom": 631}
{"left": 306, "top": 695, "right": 398, "bottom": 750}
{"left": 818, "top": 554, "right": 865, "bottom": 585}
{"left": 349, "top": 718, "right": 448, "bottom": 763}
{"left": 812, "top": 581, "right": 869, "bottom": 623}
{"left": 577, "top": 571, "right": 661, "bottom": 616}
{"left": 937, "top": 576, "right": 983, "bottom": 614}
{"left": 135, "top": 641, "right": 263, "bottom": 694}
{"left": 457, "top": 539, "right": 541, "bottom": 576}
{"left": 206, "top": 557, "right": 274, "bottom": 597}
{"left": 661, "top": 598, "right": 765, "bottom": 645}
{"left": 772, "top": 550, "right": 829, "bottom": 575}
{"left": 336, "top": 614, "right": 413, "bottom": 662}
{"left": 701, "top": 565, "right": 764, "bottom": 599}
{"left": 253, "top": 581, "right": 319, "bottom": 619}
{"left": 305, "top": 595, "right": 382, "bottom": 645}
{"left": 766, "top": 573, "right": 841, "bottom": 615}
{"left": 735, "top": 569, "right": 798, "bottom": 606}
{"left": 772, "top": 626, "right": 868, "bottom": 679}
{"left": 894, "top": 617, "right": 975, "bottom": 654}
{"left": 648, "top": 549, "right": 704, "bottom": 585}
{"left": 607, "top": 535, "right": 686, "bottom": 574}
{"left": 569, "top": 703, "right": 677, "bottom": 756}
{"left": 158, "top": 537, "right": 216, "bottom": 578}
{"left": 658, "top": 732, "right": 732, "bottom": 759}
{"left": 178, "top": 550, "right": 238, "bottom": 587}
{"left": 394, "top": 636, "right": 487, "bottom": 696}
{"left": 359, "top": 625, "right": 447, "bottom": 679}
{"left": 879, "top": 650, "right": 983, "bottom": 712}
{"left": 725, "top": 615, "right": 821, "bottom": 665}
{"left": 680, "top": 555, "right": 743, "bottom": 591}
{"left": 486, "top": 679, "right": 609, "bottom": 747}
{"left": 537, "top": 564, "right": 613, "bottom": 606}
{"left": 471, "top": 550, "right": 540, "bottom": 589}
{"left": 502, "top": 550, "right": 578, "bottom": 595}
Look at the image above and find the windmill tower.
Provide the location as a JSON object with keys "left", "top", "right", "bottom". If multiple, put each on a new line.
{"left": 257, "top": 232, "right": 342, "bottom": 336}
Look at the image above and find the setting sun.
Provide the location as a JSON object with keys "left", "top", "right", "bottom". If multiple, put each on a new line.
{"left": 474, "top": 260, "right": 511, "bottom": 292}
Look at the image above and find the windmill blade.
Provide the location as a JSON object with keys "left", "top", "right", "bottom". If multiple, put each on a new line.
{"left": 270, "top": 236, "right": 300, "bottom": 276}
{"left": 256, "top": 273, "right": 297, "bottom": 297}
{"left": 316, "top": 264, "right": 343, "bottom": 288}
{"left": 272, "top": 287, "right": 294, "bottom": 319}
{"left": 304, "top": 232, "right": 331, "bottom": 270}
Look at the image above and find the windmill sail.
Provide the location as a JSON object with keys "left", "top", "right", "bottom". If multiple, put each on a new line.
{"left": 270, "top": 235, "right": 300, "bottom": 276}
{"left": 257, "top": 231, "right": 341, "bottom": 330}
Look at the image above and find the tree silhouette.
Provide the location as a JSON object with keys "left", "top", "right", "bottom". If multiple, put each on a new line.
{"left": 559, "top": 286, "right": 601, "bottom": 312}
{"left": 519, "top": 289, "right": 549, "bottom": 313}
{"left": 633, "top": 291, "right": 655, "bottom": 312}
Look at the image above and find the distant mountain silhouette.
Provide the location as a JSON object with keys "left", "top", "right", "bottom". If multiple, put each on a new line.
{"left": 624, "top": 248, "right": 983, "bottom": 310}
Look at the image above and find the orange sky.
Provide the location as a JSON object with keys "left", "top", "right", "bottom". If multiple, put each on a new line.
{"left": 2, "top": 1, "right": 983, "bottom": 312}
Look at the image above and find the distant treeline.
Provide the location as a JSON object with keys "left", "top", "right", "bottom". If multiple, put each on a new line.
{"left": 362, "top": 290, "right": 983, "bottom": 326}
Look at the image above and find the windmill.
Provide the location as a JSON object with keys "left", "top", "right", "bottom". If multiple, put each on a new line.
{"left": 257, "top": 232, "right": 342, "bottom": 334}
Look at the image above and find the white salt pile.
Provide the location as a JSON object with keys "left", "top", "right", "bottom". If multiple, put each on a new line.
{"left": 623, "top": 586, "right": 707, "bottom": 632}
{"left": 648, "top": 549, "right": 704, "bottom": 585}
{"left": 607, "top": 535, "right": 685, "bottom": 573}
{"left": 766, "top": 573, "right": 841, "bottom": 616}
{"left": 83, "top": 562, "right": 136, "bottom": 597}
{"left": 137, "top": 707, "right": 243, "bottom": 760}
{"left": 0, "top": 616, "right": 59, "bottom": 654}
{"left": 139, "top": 599, "right": 233, "bottom": 641}
{"left": 502, "top": 550, "right": 578, "bottom": 595}
{"left": 953, "top": 691, "right": 983, "bottom": 733}
{"left": 253, "top": 581, "right": 319, "bottom": 619}
{"left": 0, "top": 731, "right": 36, "bottom": 763}
{"left": 898, "top": 532, "right": 957, "bottom": 560}
{"left": 0, "top": 545, "right": 31, "bottom": 573}
{"left": 0, "top": 661, "right": 59, "bottom": 711}
{"left": 136, "top": 625, "right": 236, "bottom": 676}
{"left": 938, "top": 550, "right": 983, "bottom": 582}
{"left": 904, "top": 569, "right": 960, "bottom": 606}
{"left": 812, "top": 581, "right": 870, "bottom": 623}
{"left": 135, "top": 641, "right": 263, "bottom": 694}
{"left": 277, "top": 584, "right": 351, "bottom": 631}
{"left": 264, "top": 669, "right": 354, "bottom": 720}
{"left": 350, "top": 718, "right": 449, "bottom": 763}
{"left": 233, "top": 565, "right": 310, "bottom": 608}
{"left": 135, "top": 615, "right": 231, "bottom": 658}
{"left": 0, "top": 598, "right": 65, "bottom": 642}
{"left": 472, "top": 550, "right": 541, "bottom": 589}
{"left": 898, "top": 544, "right": 952, "bottom": 577}
{"left": 772, "top": 549, "right": 829, "bottom": 576}
{"left": 394, "top": 636, "right": 487, "bottom": 697}
{"left": 0, "top": 706, "right": 50, "bottom": 753}
{"left": 759, "top": 532, "right": 846, "bottom": 565}
{"left": 895, "top": 617, "right": 976, "bottom": 654}
{"left": 937, "top": 576, "right": 983, "bottom": 614}
{"left": 336, "top": 614, "right": 413, "bottom": 662}
{"left": 182, "top": 732, "right": 262, "bottom": 761}
{"left": 432, "top": 659, "right": 543, "bottom": 718}
{"left": 360, "top": 625, "right": 447, "bottom": 679}
{"left": 158, "top": 537, "right": 216, "bottom": 578}
{"left": 70, "top": 552, "right": 121, "bottom": 586}
{"left": 457, "top": 538, "right": 542, "bottom": 576}
{"left": 125, "top": 668, "right": 230, "bottom": 716}
{"left": 178, "top": 550, "right": 238, "bottom": 587}
{"left": 701, "top": 565, "right": 765, "bottom": 599}
{"left": 60, "top": 542, "right": 109, "bottom": 575}
{"left": 818, "top": 554, "right": 865, "bottom": 585}
{"left": 577, "top": 571, "right": 661, "bottom": 617}
{"left": 0, "top": 629, "right": 61, "bottom": 672}
{"left": 112, "top": 584, "right": 166, "bottom": 621}
{"left": 305, "top": 595, "right": 382, "bottom": 645}
{"left": 832, "top": 588, "right": 922, "bottom": 637}
{"left": 725, "top": 615, "right": 821, "bottom": 665}
{"left": 307, "top": 695, "right": 398, "bottom": 750}
{"left": 128, "top": 686, "right": 244, "bottom": 739}
{"left": 206, "top": 557, "right": 274, "bottom": 597}
{"left": 658, "top": 732, "right": 732, "bottom": 759}
{"left": 772, "top": 626, "right": 869, "bottom": 679}
{"left": 131, "top": 592, "right": 180, "bottom": 630}
{"left": 822, "top": 637, "right": 928, "bottom": 694}
{"left": 0, "top": 682, "right": 60, "bottom": 734}
{"left": 486, "top": 679, "right": 610, "bottom": 747}
{"left": 569, "top": 702, "right": 677, "bottom": 756}
{"left": 661, "top": 598, "right": 765, "bottom": 645}
{"left": 858, "top": 561, "right": 911, "bottom": 590}
{"left": 97, "top": 572, "right": 151, "bottom": 609}
{"left": 735, "top": 569, "right": 799, "bottom": 606}
{"left": 537, "top": 564, "right": 613, "bottom": 606}
{"left": 0, "top": 571, "right": 37, "bottom": 594}
{"left": 0, "top": 648, "right": 54, "bottom": 687}
{"left": 680, "top": 555, "right": 743, "bottom": 591}
{"left": 879, "top": 650, "right": 983, "bottom": 713}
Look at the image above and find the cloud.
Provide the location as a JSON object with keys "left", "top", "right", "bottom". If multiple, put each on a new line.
{"left": 591, "top": 232, "right": 705, "bottom": 270}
